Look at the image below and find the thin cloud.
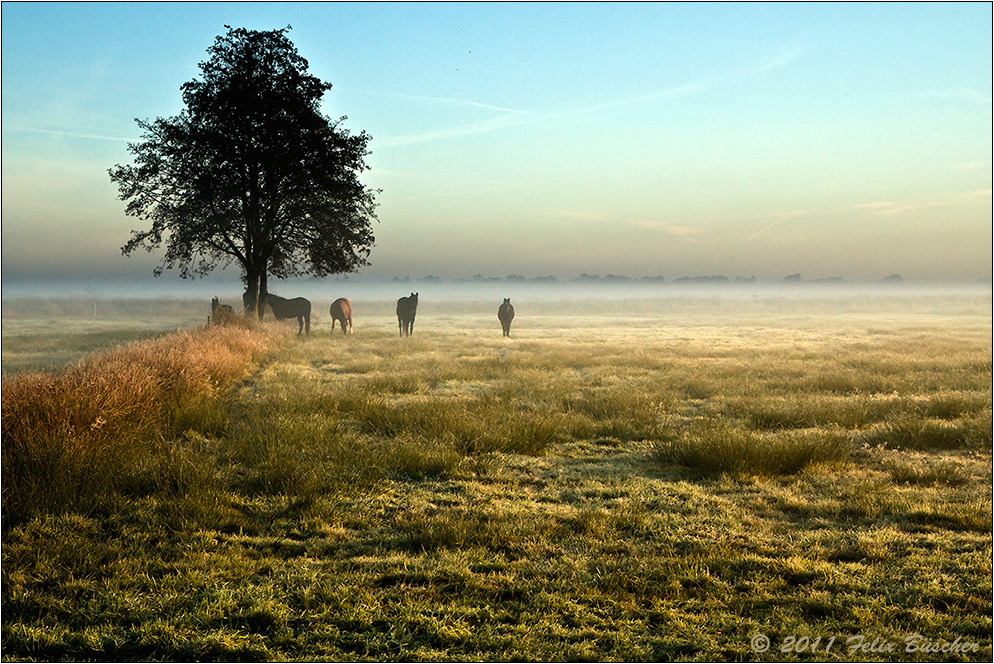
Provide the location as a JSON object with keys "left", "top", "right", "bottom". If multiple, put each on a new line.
{"left": 375, "top": 113, "right": 542, "bottom": 148}
{"left": 347, "top": 88, "right": 534, "bottom": 116}
{"left": 664, "top": 225, "right": 702, "bottom": 237}
{"left": 542, "top": 209, "right": 606, "bottom": 223}
{"left": 751, "top": 41, "right": 803, "bottom": 74}
{"left": 747, "top": 192, "right": 974, "bottom": 241}
{"left": 853, "top": 201, "right": 923, "bottom": 217}
{"left": 375, "top": 78, "right": 713, "bottom": 148}
{"left": 564, "top": 78, "right": 717, "bottom": 117}
{"left": 389, "top": 177, "right": 553, "bottom": 204}
{"left": 5, "top": 127, "right": 136, "bottom": 143}
{"left": 632, "top": 219, "right": 703, "bottom": 237}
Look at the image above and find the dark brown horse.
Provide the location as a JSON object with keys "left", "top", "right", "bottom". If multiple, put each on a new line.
{"left": 210, "top": 297, "right": 235, "bottom": 326}
{"left": 498, "top": 298, "right": 515, "bottom": 337}
{"left": 261, "top": 293, "right": 311, "bottom": 335}
{"left": 397, "top": 292, "right": 418, "bottom": 337}
{"left": 329, "top": 298, "right": 353, "bottom": 335}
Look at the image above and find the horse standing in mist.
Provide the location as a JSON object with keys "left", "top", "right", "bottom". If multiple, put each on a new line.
{"left": 397, "top": 292, "right": 418, "bottom": 337}
{"left": 261, "top": 293, "right": 311, "bottom": 335}
{"left": 498, "top": 298, "right": 515, "bottom": 337}
{"left": 329, "top": 298, "right": 353, "bottom": 335}
{"left": 210, "top": 297, "right": 235, "bottom": 325}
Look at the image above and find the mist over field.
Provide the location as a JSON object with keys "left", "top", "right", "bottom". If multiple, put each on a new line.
{"left": 2, "top": 272, "right": 990, "bottom": 302}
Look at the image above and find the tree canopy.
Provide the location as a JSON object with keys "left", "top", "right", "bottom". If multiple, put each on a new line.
{"left": 109, "top": 26, "right": 378, "bottom": 313}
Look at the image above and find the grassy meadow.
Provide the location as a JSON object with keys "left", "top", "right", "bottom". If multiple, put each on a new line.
{"left": 2, "top": 292, "right": 992, "bottom": 661}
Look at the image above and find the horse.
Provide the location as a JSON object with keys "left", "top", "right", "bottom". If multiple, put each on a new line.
{"left": 261, "top": 293, "right": 311, "bottom": 335}
{"left": 498, "top": 298, "right": 515, "bottom": 337}
{"left": 329, "top": 298, "right": 353, "bottom": 335}
{"left": 210, "top": 297, "right": 235, "bottom": 325}
{"left": 397, "top": 292, "right": 418, "bottom": 337}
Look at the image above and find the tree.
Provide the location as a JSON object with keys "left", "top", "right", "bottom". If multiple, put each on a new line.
{"left": 109, "top": 26, "right": 377, "bottom": 315}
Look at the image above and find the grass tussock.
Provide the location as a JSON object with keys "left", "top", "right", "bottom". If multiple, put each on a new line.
{"left": 886, "top": 458, "right": 972, "bottom": 487}
{"left": 1, "top": 323, "right": 291, "bottom": 524}
{"left": 861, "top": 411, "right": 992, "bottom": 451}
{"left": 654, "top": 418, "right": 852, "bottom": 477}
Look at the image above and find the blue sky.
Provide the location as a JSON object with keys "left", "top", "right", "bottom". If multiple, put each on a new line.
{"left": 2, "top": 1, "right": 991, "bottom": 287}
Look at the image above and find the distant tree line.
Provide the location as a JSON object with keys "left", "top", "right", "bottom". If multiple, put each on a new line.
{"left": 386, "top": 273, "right": 905, "bottom": 285}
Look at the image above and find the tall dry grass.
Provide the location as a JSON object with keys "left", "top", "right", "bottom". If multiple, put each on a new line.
{"left": 1, "top": 322, "right": 290, "bottom": 525}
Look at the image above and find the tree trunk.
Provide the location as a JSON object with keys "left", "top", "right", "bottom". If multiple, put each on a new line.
{"left": 244, "top": 270, "right": 259, "bottom": 318}
{"left": 258, "top": 267, "right": 269, "bottom": 321}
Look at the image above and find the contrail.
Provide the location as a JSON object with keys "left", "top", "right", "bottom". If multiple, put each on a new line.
{"left": 748, "top": 215, "right": 792, "bottom": 241}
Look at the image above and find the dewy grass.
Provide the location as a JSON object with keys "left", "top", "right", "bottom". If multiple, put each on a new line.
{"left": 2, "top": 294, "right": 991, "bottom": 661}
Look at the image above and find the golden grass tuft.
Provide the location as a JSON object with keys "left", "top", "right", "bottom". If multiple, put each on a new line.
{"left": 654, "top": 418, "right": 852, "bottom": 477}
{"left": 1, "top": 323, "right": 291, "bottom": 524}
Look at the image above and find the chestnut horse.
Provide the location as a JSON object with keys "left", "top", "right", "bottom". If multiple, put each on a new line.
{"left": 397, "top": 292, "right": 418, "bottom": 337}
{"left": 498, "top": 298, "right": 515, "bottom": 337}
{"left": 261, "top": 293, "right": 311, "bottom": 335}
{"left": 329, "top": 298, "right": 353, "bottom": 335}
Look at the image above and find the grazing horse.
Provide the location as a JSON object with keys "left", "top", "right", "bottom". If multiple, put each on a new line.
{"left": 210, "top": 297, "right": 235, "bottom": 325}
{"left": 262, "top": 293, "right": 311, "bottom": 335}
{"left": 498, "top": 298, "right": 515, "bottom": 337}
{"left": 396, "top": 292, "right": 418, "bottom": 337}
{"left": 329, "top": 298, "right": 353, "bottom": 335}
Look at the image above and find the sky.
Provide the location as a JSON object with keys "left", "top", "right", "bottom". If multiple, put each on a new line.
{"left": 1, "top": 1, "right": 991, "bottom": 293}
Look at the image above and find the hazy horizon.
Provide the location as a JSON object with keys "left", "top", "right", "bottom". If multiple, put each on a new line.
{"left": 2, "top": 270, "right": 990, "bottom": 303}
{"left": 2, "top": 2, "right": 991, "bottom": 287}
